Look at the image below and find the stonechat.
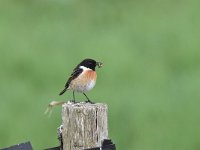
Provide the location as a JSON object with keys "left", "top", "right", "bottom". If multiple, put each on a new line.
{"left": 59, "top": 58, "right": 102, "bottom": 103}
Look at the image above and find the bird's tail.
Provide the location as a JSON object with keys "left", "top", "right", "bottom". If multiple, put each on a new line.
{"left": 59, "top": 88, "right": 67, "bottom": 95}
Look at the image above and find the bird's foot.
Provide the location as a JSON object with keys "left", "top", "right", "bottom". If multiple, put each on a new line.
{"left": 69, "top": 100, "right": 78, "bottom": 104}
{"left": 85, "top": 100, "right": 95, "bottom": 104}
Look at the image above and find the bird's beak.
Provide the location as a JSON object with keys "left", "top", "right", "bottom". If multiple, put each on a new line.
{"left": 96, "top": 62, "right": 103, "bottom": 68}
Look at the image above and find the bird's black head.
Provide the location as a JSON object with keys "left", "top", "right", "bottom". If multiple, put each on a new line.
{"left": 79, "top": 58, "right": 102, "bottom": 71}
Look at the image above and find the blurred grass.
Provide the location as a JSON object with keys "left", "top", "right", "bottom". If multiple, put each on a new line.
{"left": 0, "top": 0, "right": 200, "bottom": 149}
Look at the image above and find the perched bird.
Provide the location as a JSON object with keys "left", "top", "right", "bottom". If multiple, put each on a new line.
{"left": 59, "top": 58, "right": 102, "bottom": 103}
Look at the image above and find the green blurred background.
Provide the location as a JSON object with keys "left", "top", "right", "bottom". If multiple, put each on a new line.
{"left": 1, "top": 0, "right": 200, "bottom": 149}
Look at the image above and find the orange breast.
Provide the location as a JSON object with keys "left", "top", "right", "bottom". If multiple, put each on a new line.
{"left": 84, "top": 70, "right": 97, "bottom": 81}
{"left": 69, "top": 70, "right": 97, "bottom": 92}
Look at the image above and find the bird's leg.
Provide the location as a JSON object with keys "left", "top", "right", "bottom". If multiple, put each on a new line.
{"left": 72, "top": 91, "right": 76, "bottom": 103}
{"left": 83, "top": 93, "right": 94, "bottom": 104}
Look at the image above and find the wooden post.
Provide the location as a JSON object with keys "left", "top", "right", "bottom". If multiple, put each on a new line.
{"left": 61, "top": 102, "right": 108, "bottom": 150}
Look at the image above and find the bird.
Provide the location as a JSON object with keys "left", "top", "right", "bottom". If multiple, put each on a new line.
{"left": 59, "top": 58, "right": 103, "bottom": 103}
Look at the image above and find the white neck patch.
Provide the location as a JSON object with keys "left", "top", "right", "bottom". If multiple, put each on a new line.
{"left": 79, "top": 66, "right": 91, "bottom": 71}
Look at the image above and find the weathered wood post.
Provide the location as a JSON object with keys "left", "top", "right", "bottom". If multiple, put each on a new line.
{"left": 61, "top": 102, "right": 108, "bottom": 150}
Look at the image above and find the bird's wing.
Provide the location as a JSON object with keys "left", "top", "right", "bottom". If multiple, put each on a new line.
{"left": 64, "top": 67, "right": 83, "bottom": 88}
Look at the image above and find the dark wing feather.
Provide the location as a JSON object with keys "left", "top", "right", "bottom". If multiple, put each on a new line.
{"left": 59, "top": 66, "right": 83, "bottom": 95}
{"left": 65, "top": 67, "right": 83, "bottom": 88}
